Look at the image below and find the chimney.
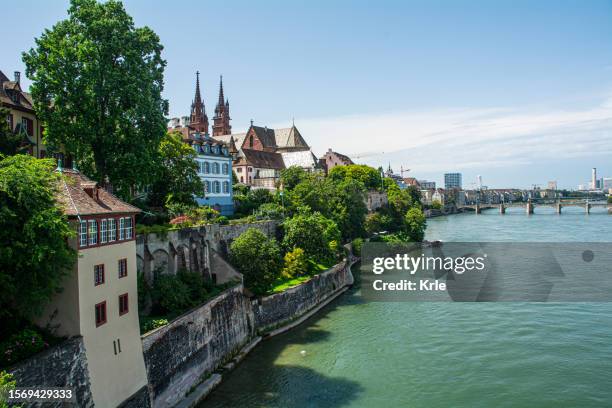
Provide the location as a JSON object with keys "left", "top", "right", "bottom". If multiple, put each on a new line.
{"left": 14, "top": 71, "right": 20, "bottom": 84}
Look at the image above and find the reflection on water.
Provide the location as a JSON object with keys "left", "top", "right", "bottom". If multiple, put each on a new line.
{"left": 201, "top": 210, "right": 612, "bottom": 408}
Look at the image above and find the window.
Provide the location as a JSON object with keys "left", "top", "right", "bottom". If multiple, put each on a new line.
{"left": 214, "top": 181, "right": 220, "bottom": 194}
{"left": 213, "top": 163, "right": 219, "bottom": 174}
{"left": 118, "top": 294, "right": 129, "bottom": 316}
{"left": 21, "top": 117, "right": 33, "bottom": 136}
{"left": 204, "top": 144, "right": 210, "bottom": 153}
{"left": 240, "top": 176, "right": 244, "bottom": 183}
{"left": 223, "top": 181, "right": 229, "bottom": 194}
{"left": 119, "top": 218, "right": 125, "bottom": 240}
{"left": 203, "top": 180, "right": 210, "bottom": 194}
{"left": 222, "top": 163, "right": 229, "bottom": 174}
{"left": 124, "top": 217, "right": 133, "bottom": 239}
{"left": 6, "top": 114, "right": 13, "bottom": 131}
{"left": 236, "top": 167, "right": 242, "bottom": 173}
{"left": 88, "top": 220, "right": 98, "bottom": 245}
{"left": 249, "top": 135, "right": 254, "bottom": 148}
{"left": 223, "top": 147, "right": 228, "bottom": 156}
{"left": 94, "top": 264, "right": 105, "bottom": 286}
{"left": 95, "top": 301, "right": 107, "bottom": 327}
{"left": 79, "top": 220, "right": 88, "bottom": 247}
{"left": 101, "top": 219, "right": 108, "bottom": 243}
{"left": 118, "top": 258, "right": 127, "bottom": 278}
{"left": 203, "top": 162, "right": 210, "bottom": 174}
{"left": 108, "top": 218, "right": 117, "bottom": 242}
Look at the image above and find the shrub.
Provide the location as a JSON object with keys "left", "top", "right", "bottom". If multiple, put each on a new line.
{"left": 230, "top": 229, "right": 282, "bottom": 295}
{"left": 217, "top": 215, "right": 229, "bottom": 225}
{"left": 177, "top": 270, "right": 207, "bottom": 305}
{"left": 282, "top": 212, "right": 339, "bottom": 264}
{"left": 282, "top": 248, "right": 308, "bottom": 278}
{"left": 257, "top": 202, "right": 285, "bottom": 220}
{"left": 188, "top": 206, "right": 220, "bottom": 223}
{"left": 404, "top": 207, "right": 426, "bottom": 242}
{"left": 139, "top": 317, "right": 169, "bottom": 334}
{"left": 151, "top": 275, "right": 192, "bottom": 315}
{"left": 364, "top": 212, "right": 383, "bottom": 235}
{"left": 352, "top": 238, "right": 364, "bottom": 257}
{"left": 431, "top": 200, "right": 443, "bottom": 210}
{"left": 0, "top": 370, "right": 16, "bottom": 408}
{"left": 137, "top": 272, "right": 150, "bottom": 313}
{"left": 0, "top": 329, "right": 46, "bottom": 367}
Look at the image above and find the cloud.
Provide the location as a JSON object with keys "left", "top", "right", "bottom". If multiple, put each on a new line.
{"left": 283, "top": 96, "right": 612, "bottom": 188}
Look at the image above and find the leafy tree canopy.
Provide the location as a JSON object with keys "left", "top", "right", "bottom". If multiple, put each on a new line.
{"left": 404, "top": 207, "right": 426, "bottom": 242}
{"left": 280, "top": 166, "right": 310, "bottom": 191}
{"left": 23, "top": 0, "right": 168, "bottom": 199}
{"left": 329, "top": 164, "right": 382, "bottom": 191}
{"left": 282, "top": 212, "right": 340, "bottom": 264}
{"left": 0, "top": 155, "right": 75, "bottom": 326}
{"left": 230, "top": 228, "right": 282, "bottom": 295}
{"left": 148, "top": 131, "right": 201, "bottom": 208}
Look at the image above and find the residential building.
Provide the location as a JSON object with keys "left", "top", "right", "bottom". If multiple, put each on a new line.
{"left": 320, "top": 148, "right": 354, "bottom": 174}
{"left": 402, "top": 177, "right": 420, "bottom": 188}
{"left": 547, "top": 181, "right": 558, "bottom": 190}
{"left": 36, "top": 167, "right": 147, "bottom": 408}
{"left": 418, "top": 180, "right": 436, "bottom": 189}
{"left": 190, "top": 132, "right": 235, "bottom": 215}
{"left": 1, "top": 69, "right": 45, "bottom": 158}
{"left": 444, "top": 173, "right": 462, "bottom": 190}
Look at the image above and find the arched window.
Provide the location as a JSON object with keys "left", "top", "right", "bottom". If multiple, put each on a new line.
{"left": 213, "top": 181, "right": 221, "bottom": 193}
{"left": 223, "top": 181, "right": 230, "bottom": 193}
{"left": 213, "top": 163, "right": 220, "bottom": 174}
{"left": 204, "top": 181, "right": 210, "bottom": 194}
{"left": 222, "top": 163, "right": 229, "bottom": 174}
{"left": 240, "top": 176, "right": 244, "bottom": 183}
{"left": 203, "top": 162, "right": 210, "bottom": 174}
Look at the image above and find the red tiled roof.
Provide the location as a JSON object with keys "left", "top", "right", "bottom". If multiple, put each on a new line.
{"left": 55, "top": 170, "right": 141, "bottom": 217}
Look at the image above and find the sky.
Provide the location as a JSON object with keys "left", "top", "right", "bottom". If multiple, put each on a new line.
{"left": 2, "top": 0, "right": 612, "bottom": 189}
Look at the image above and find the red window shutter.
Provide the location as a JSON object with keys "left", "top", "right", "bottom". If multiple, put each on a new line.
{"left": 26, "top": 118, "right": 33, "bottom": 136}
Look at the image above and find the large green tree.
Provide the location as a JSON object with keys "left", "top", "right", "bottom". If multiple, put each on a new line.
{"left": 230, "top": 228, "right": 282, "bottom": 295}
{"left": 148, "top": 131, "right": 201, "bottom": 208}
{"left": 0, "top": 155, "right": 75, "bottom": 328}
{"left": 22, "top": 0, "right": 168, "bottom": 198}
{"left": 282, "top": 212, "right": 340, "bottom": 264}
{"left": 0, "top": 107, "right": 23, "bottom": 156}
{"left": 329, "top": 164, "right": 382, "bottom": 190}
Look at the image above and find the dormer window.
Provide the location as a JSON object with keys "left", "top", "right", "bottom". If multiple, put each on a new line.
{"left": 223, "top": 147, "right": 228, "bottom": 156}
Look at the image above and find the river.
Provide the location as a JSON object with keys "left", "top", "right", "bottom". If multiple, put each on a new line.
{"left": 201, "top": 207, "right": 612, "bottom": 408}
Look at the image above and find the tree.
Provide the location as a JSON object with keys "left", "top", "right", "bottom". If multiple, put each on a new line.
{"left": 230, "top": 229, "right": 282, "bottom": 295}
{"left": 282, "top": 248, "right": 308, "bottom": 278}
{"left": 280, "top": 166, "right": 309, "bottom": 191}
{"left": 329, "top": 164, "right": 382, "bottom": 190}
{"left": 0, "top": 107, "right": 24, "bottom": 156}
{"left": 148, "top": 131, "right": 201, "bottom": 208}
{"left": 23, "top": 0, "right": 168, "bottom": 199}
{"left": 328, "top": 179, "right": 368, "bottom": 240}
{"left": 282, "top": 212, "right": 340, "bottom": 264}
{"left": 404, "top": 207, "right": 426, "bottom": 242}
{"left": 0, "top": 155, "right": 75, "bottom": 326}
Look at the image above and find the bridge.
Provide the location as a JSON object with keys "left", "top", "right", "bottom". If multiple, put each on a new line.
{"left": 460, "top": 200, "right": 612, "bottom": 215}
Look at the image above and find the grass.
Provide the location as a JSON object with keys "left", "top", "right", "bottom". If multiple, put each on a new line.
{"left": 268, "top": 260, "right": 333, "bottom": 294}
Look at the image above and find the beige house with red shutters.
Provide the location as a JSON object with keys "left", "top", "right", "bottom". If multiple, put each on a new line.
{"left": 36, "top": 168, "right": 147, "bottom": 407}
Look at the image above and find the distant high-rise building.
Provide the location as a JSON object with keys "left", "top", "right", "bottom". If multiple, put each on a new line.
{"left": 477, "top": 175, "right": 482, "bottom": 190}
{"left": 547, "top": 181, "right": 558, "bottom": 190}
{"left": 444, "top": 173, "right": 462, "bottom": 190}
{"left": 592, "top": 168, "right": 597, "bottom": 190}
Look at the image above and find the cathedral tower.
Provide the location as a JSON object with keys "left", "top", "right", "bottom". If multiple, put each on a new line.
{"left": 212, "top": 75, "right": 232, "bottom": 136}
{"left": 190, "top": 71, "right": 209, "bottom": 134}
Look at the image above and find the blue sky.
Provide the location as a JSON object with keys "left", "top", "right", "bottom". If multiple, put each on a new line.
{"left": 3, "top": 0, "right": 612, "bottom": 188}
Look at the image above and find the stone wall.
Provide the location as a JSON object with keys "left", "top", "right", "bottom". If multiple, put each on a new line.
{"left": 141, "top": 285, "right": 255, "bottom": 408}
{"left": 253, "top": 260, "right": 354, "bottom": 332}
{"left": 136, "top": 221, "right": 278, "bottom": 284}
{"left": 8, "top": 336, "right": 94, "bottom": 408}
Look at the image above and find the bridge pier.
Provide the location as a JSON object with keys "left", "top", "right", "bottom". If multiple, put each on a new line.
{"left": 475, "top": 204, "right": 481, "bottom": 214}
{"left": 556, "top": 203, "right": 562, "bottom": 214}
{"left": 585, "top": 203, "right": 591, "bottom": 214}
{"left": 499, "top": 204, "right": 505, "bottom": 214}
{"left": 526, "top": 201, "right": 534, "bottom": 215}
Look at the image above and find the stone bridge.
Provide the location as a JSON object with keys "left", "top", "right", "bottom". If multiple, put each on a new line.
{"left": 136, "top": 220, "right": 278, "bottom": 285}
{"left": 461, "top": 200, "right": 611, "bottom": 215}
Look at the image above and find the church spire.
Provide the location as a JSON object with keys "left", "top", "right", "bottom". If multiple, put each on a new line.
{"left": 190, "top": 71, "right": 208, "bottom": 134}
{"left": 212, "top": 74, "right": 231, "bottom": 136}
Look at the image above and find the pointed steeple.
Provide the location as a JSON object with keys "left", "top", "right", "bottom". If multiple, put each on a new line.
{"left": 212, "top": 74, "right": 231, "bottom": 136}
{"left": 190, "top": 71, "right": 208, "bottom": 134}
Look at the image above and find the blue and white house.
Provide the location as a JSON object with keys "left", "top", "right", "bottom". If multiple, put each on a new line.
{"left": 190, "top": 132, "right": 234, "bottom": 215}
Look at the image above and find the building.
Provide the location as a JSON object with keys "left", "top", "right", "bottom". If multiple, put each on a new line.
{"left": 592, "top": 168, "right": 597, "bottom": 190}
{"left": 36, "top": 167, "right": 147, "bottom": 407}
{"left": 189, "top": 132, "right": 235, "bottom": 215}
{"left": 444, "top": 172, "right": 462, "bottom": 190}
{"left": 547, "top": 181, "right": 558, "bottom": 190}
{"left": 1, "top": 69, "right": 46, "bottom": 158}
{"left": 418, "top": 180, "right": 436, "bottom": 189}
{"left": 402, "top": 177, "right": 420, "bottom": 188}
{"left": 216, "top": 122, "right": 316, "bottom": 189}
{"left": 320, "top": 148, "right": 354, "bottom": 174}
{"left": 168, "top": 73, "right": 234, "bottom": 213}
{"left": 366, "top": 190, "right": 388, "bottom": 212}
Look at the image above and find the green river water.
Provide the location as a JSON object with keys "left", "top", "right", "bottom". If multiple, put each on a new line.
{"left": 202, "top": 207, "right": 612, "bottom": 408}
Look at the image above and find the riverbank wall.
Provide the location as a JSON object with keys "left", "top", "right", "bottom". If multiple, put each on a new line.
{"left": 140, "top": 257, "right": 355, "bottom": 408}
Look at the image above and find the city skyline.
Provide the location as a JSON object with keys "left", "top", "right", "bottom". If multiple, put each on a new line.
{"left": 2, "top": 0, "right": 612, "bottom": 188}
